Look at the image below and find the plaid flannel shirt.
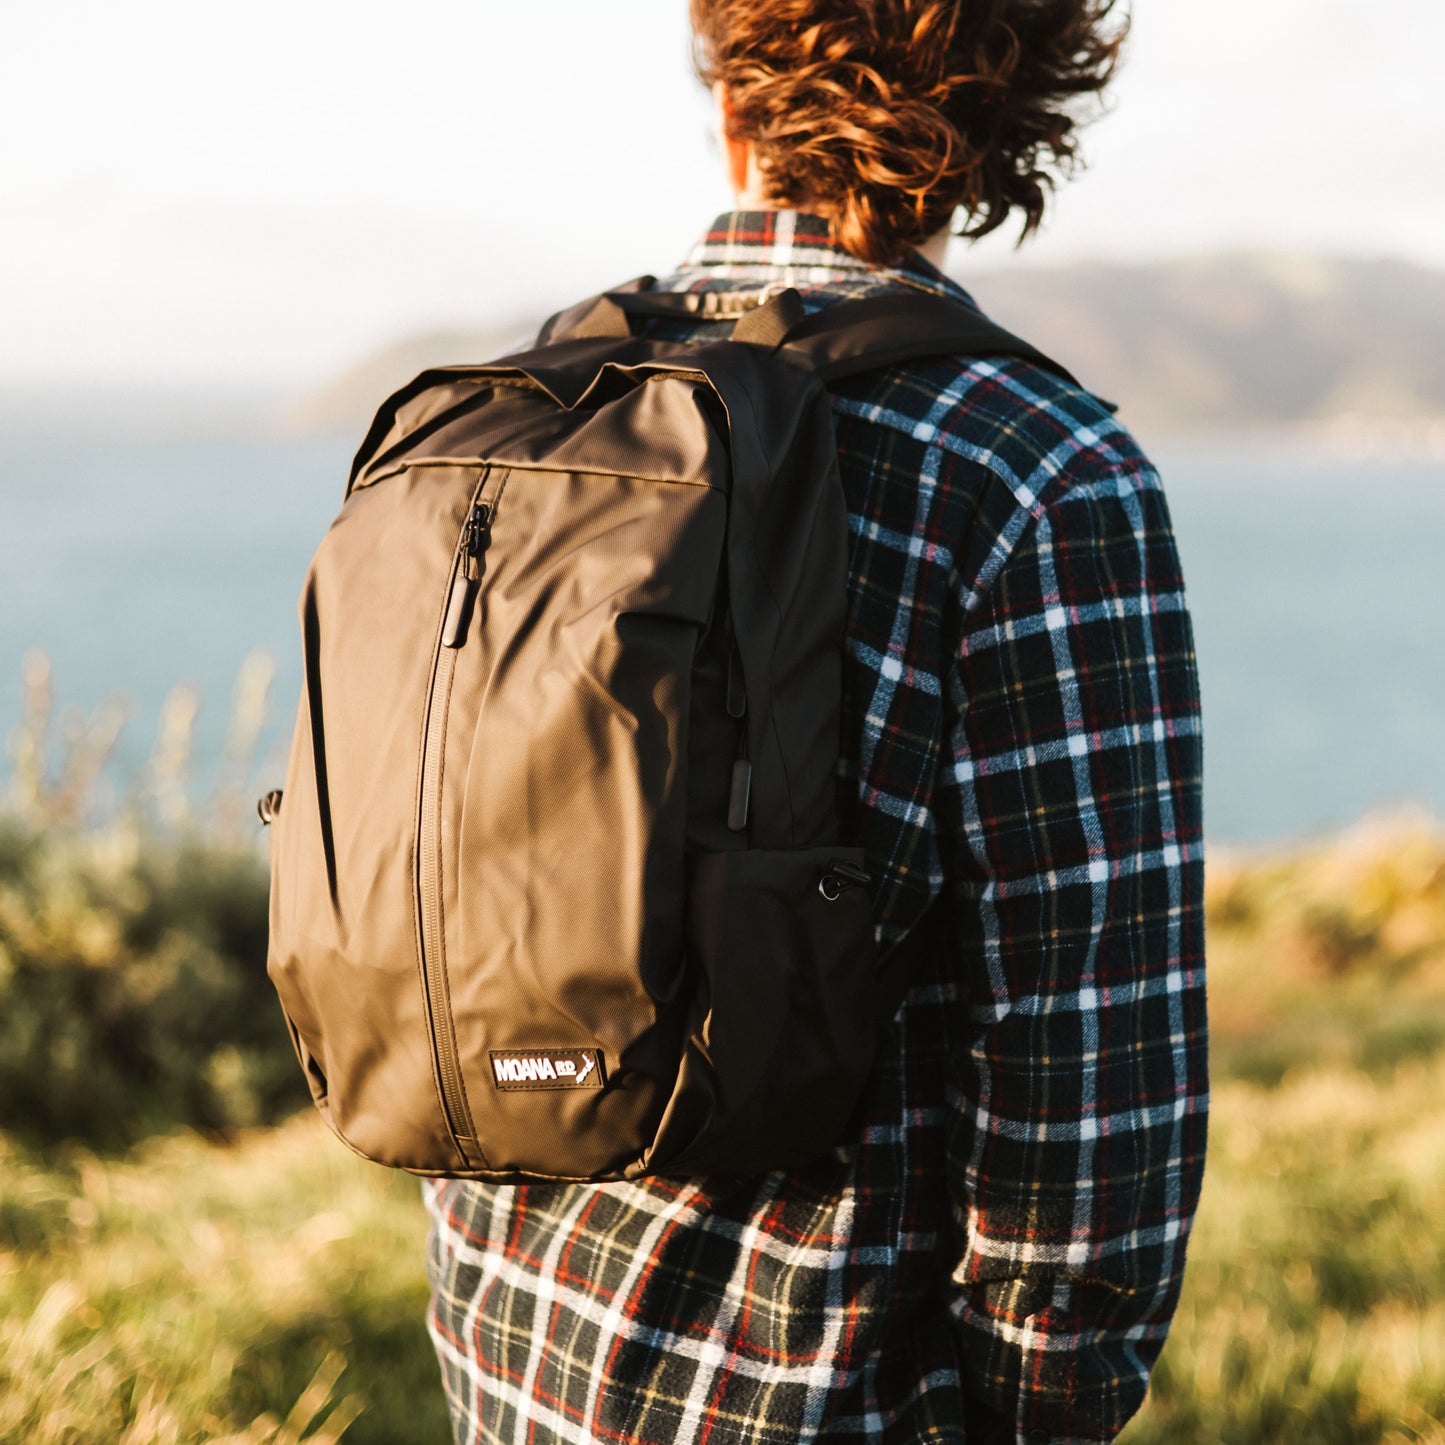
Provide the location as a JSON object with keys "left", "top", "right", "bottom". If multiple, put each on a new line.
{"left": 423, "top": 211, "right": 1208, "bottom": 1445}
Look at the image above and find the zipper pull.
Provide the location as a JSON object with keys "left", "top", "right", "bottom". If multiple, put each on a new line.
{"left": 463, "top": 503, "right": 492, "bottom": 572}
{"left": 442, "top": 504, "right": 491, "bottom": 649}
{"left": 726, "top": 758, "right": 752, "bottom": 833}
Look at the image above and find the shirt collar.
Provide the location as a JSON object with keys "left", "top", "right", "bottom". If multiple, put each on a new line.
{"left": 681, "top": 209, "right": 968, "bottom": 302}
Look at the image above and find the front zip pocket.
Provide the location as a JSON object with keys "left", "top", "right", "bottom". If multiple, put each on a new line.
{"left": 417, "top": 467, "right": 506, "bottom": 1167}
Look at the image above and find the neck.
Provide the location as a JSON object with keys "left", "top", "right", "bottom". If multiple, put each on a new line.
{"left": 730, "top": 195, "right": 955, "bottom": 272}
{"left": 916, "top": 228, "right": 952, "bottom": 270}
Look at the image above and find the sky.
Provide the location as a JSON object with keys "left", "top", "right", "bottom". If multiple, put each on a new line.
{"left": 3, "top": 0, "right": 1443, "bottom": 389}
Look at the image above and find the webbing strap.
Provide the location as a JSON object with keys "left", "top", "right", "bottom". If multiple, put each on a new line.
{"left": 548, "top": 281, "right": 1082, "bottom": 390}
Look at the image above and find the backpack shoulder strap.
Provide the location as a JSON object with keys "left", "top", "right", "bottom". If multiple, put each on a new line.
{"left": 776, "top": 291, "right": 1083, "bottom": 388}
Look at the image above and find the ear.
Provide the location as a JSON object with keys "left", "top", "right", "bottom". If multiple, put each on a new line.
{"left": 712, "top": 81, "right": 753, "bottom": 198}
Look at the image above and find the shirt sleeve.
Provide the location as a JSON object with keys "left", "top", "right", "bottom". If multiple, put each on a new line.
{"left": 933, "top": 452, "right": 1209, "bottom": 1444}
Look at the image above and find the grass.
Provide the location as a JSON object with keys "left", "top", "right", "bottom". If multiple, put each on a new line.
{"left": 0, "top": 1117, "right": 449, "bottom": 1445}
{"left": 1125, "top": 810, "right": 1445, "bottom": 1445}
{"left": 1129, "top": 1059, "right": 1445, "bottom": 1444}
{"left": 0, "top": 808, "right": 1442, "bottom": 1441}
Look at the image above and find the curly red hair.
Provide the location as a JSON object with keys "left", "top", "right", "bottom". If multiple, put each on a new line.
{"left": 691, "top": 0, "right": 1128, "bottom": 265}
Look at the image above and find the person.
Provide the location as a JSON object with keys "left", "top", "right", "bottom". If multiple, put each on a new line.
{"left": 422, "top": 1, "right": 1207, "bottom": 1441}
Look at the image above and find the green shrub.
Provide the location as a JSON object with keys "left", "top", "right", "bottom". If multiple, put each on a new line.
{"left": 0, "top": 820, "right": 306, "bottom": 1149}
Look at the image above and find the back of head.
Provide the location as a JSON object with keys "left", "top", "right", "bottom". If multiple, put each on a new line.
{"left": 690, "top": 0, "right": 1128, "bottom": 265}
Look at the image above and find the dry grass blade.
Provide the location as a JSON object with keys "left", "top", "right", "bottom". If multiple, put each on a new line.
{"left": 208, "top": 1353, "right": 362, "bottom": 1445}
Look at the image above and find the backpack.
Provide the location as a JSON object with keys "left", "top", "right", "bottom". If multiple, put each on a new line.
{"left": 260, "top": 281, "right": 1075, "bottom": 1182}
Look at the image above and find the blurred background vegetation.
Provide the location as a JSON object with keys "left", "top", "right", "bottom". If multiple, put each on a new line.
{"left": 0, "top": 658, "right": 1441, "bottom": 1443}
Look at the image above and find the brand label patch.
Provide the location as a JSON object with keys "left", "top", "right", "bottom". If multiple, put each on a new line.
{"left": 489, "top": 1049, "right": 605, "bottom": 1092}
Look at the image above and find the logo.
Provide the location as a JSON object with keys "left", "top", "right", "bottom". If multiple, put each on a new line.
{"left": 489, "top": 1049, "right": 605, "bottom": 1092}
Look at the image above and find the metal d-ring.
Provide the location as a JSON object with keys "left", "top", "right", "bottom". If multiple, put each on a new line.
{"left": 818, "top": 859, "right": 870, "bottom": 901}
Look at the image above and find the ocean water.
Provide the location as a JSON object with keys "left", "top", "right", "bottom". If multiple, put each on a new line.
{"left": 0, "top": 425, "right": 1441, "bottom": 844}
{"left": 1156, "top": 442, "right": 1444, "bottom": 841}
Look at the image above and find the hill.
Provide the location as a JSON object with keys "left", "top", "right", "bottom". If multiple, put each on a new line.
{"left": 281, "top": 254, "right": 1445, "bottom": 448}
{"left": 965, "top": 253, "right": 1445, "bottom": 446}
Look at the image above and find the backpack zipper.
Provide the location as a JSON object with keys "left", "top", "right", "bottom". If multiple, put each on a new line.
{"left": 441, "top": 502, "right": 492, "bottom": 648}
{"left": 418, "top": 469, "right": 503, "bottom": 1163}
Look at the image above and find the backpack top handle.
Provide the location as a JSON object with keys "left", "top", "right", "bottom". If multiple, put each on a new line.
{"left": 550, "top": 280, "right": 1084, "bottom": 391}
{"left": 559, "top": 282, "right": 805, "bottom": 346}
